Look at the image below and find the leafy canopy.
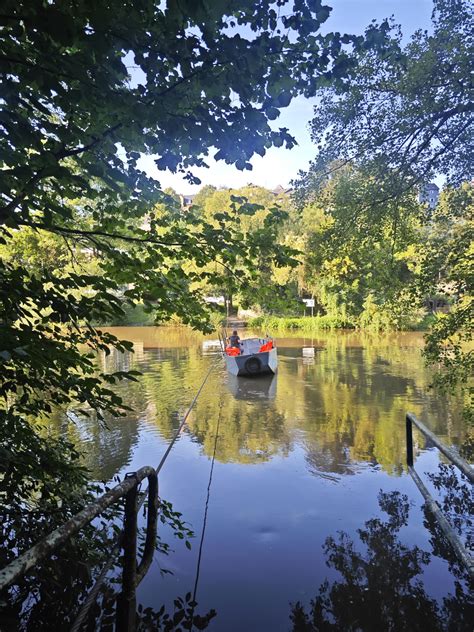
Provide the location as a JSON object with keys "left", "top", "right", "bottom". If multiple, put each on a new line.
{"left": 295, "top": 0, "right": 473, "bottom": 407}
{"left": 301, "top": 0, "right": 473, "bottom": 191}
{"left": 1, "top": 0, "right": 386, "bottom": 232}
{"left": 299, "top": 165, "right": 421, "bottom": 322}
{"left": 0, "top": 0, "right": 393, "bottom": 593}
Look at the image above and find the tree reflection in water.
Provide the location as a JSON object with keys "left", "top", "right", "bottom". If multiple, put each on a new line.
{"left": 53, "top": 330, "right": 470, "bottom": 479}
{"left": 290, "top": 487, "right": 473, "bottom": 632}
{"left": 36, "top": 329, "right": 471, "bottom": 629}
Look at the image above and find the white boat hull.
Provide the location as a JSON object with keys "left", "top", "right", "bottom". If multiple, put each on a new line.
{"left": 225, "top": 348, "right": 278, "bottom": 377}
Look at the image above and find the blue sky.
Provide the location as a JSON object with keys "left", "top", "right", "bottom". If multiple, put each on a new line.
{"left": 139, "top": 0, "right": 434, "bottom": 194}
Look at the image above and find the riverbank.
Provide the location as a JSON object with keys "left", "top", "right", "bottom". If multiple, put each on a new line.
{"left": 247, "top": 313, "right": 435, "bottom": 333}
{"left": 98, "top": 302, "right": 435, "bottom": 332}
{"left": 248, "top": 315, "right": 353, "bottom": 331}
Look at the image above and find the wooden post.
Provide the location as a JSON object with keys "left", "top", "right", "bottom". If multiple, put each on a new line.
{"left": 116, "top": 475, "right": 138, "bottom": 632}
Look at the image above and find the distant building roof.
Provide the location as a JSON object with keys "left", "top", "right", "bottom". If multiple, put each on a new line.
{"left": 271, "top": 185, "right": 292, "bottom": 195}
{"left": 179, "top": 193, "right": 195, "bottom": 207}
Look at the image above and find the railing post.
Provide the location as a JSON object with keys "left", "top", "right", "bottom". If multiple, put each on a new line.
{"left": 406, "top": 414, "right": 413, "bottom": 467}
{"left": 136, "top": 472, "right": 159, "bottom": 584}
{"left": 116, "top": 474, "right": 139, "bottom": 632}
{"left": 404, "top": 412, "right": 474, "bottom": 578}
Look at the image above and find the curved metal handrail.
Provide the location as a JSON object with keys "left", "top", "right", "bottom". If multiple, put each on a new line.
{"left": 0, "top": 465, "right": 158, "bottom": 592}
{"left": 0, "top": 357, "right": 220, "bottom": 630}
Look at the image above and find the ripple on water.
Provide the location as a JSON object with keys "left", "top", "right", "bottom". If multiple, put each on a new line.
{"left": 254, "top": 526, "right": 281, "bottom": 543}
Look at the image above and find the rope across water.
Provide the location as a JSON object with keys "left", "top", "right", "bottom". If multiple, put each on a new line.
{"left": 189, "top": 396, "right": 224, "bottom": 627}
{"left": 154, "top": 354, "right": 222, "bottom": 478}
{"left": 71, "top": 352, "right": 223, "bottom": 630}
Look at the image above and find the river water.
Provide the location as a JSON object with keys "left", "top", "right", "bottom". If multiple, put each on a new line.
{"left": 64, "top": 327, "right": 472, "bottom": 630}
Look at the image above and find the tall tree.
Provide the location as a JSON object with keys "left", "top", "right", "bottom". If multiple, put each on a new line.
{"left": 297, "top": 0, "right": 473, "bottom": 405}
{"left": 301, "top": 0, "right": 473, "bottom": 191}
{"left": 419, "top": 184, "right": 473, "bottom": 419}
{"left": 191, "top": 185, "right": 299, "bottom": 313}
{"left": 291, "top": 164, "right": 422, "bottom": 327}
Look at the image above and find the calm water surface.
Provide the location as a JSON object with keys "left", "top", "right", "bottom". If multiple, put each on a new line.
{"left": 64, "top": 327, "right": 472, "bottom": 630}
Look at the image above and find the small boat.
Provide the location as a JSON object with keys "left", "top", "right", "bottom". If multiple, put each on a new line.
{"left": 224, "top": 337, "right": 277, "bottom": 377}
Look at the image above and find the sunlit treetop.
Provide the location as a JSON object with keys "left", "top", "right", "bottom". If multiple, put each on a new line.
{"left": 298, "top": 0, "right": 473, "bottom": 194}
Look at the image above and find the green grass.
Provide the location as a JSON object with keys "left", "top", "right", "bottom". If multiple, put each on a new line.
{"left": 248, "top": 312, "right": 432, "bottom": 333}
{"left": 248, "top": 315, "right": 356, "bottom": 332}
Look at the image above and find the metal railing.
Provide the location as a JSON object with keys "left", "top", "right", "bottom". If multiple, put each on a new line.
{"left": 0, "top": 357, "right": 220, "bottom": 630}
{"left": 0, "top": 466, "right": 159, "bottom": 631}
{"left": 406, "top": 412, "right": 474, "bottom": 578}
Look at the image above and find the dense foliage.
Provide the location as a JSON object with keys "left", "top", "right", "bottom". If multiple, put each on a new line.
{"left": 0, "top": 0, "right": 394, "bottom": 625}
{"left": 295, "top": 0, "right": 473, "bottom": 415}
{"left": 300, "top": 0, "right": 473, "bottom": 189}
{"left": 194, "top": 172, "right": 426, "bottom": 331}
{"left": 177, "top": 184, "right": 299, "bottom": 315}
{"left": 420, "top": 184, "right": 473, "bottom": 417}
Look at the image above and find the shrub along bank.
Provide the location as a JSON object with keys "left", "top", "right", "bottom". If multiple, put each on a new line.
{"left": 248, "top": 315, "right": 354, "bottom": 331}
{"left": 248, "top": 311, "right": 435, "bottom": 333}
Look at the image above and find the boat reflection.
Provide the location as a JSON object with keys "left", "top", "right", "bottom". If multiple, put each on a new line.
{"left": 75, "top": 329, "right": 468, "bottom": 475}
{"left": 226, "top": 373, "right": 277, "bottom": 401}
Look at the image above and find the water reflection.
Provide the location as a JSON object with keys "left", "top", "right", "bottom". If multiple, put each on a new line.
{"left": 51, "top": 328, "right": 470, "bottom": 480}
{"left": 226, "top": 374, "right": 277, "bottom": 401}
{"left": 41, "top": 328, "right": 472, "bottom": 631}
{"left": 425, "top": 462, "right": 473, "bottom": 574}
{"left": 187, "top": 388, "right": 291, "bottom": 464}
{"left": 290, "top": 486, "right": 473, "bottom": 632}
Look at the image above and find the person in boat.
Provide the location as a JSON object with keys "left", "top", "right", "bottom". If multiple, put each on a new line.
{"left": 228, "top": 330, "right": 241, "bottom": 348}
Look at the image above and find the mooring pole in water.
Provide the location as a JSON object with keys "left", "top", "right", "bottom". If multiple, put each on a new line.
{"left": 217, "top": 331, "right": 225, "bottom": 354}
{"left": 406, "top": 415, "right": 414, "bottom": 467}
{"left": 116, "top": 475, "right": 139, "bottom": 632}
{"left": 405, "top": 412, "right": 474, "bottom": 579}
{"left": 116, "top": 470, "right": 159, "bottom": 632}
